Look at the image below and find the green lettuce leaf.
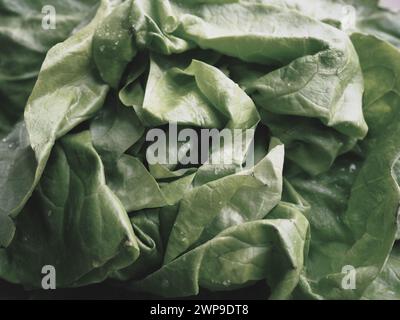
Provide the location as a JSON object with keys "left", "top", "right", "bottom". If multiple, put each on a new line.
{"left": 291, "top": 34, "right": 400, "bottom": 299}
{"left": 0, "top": 0, "right": 100, "bottom": 133}
{"left": 0, "top": 0, "right": 114, "bottom": 247}
{"left": 1, "top": 0, "right": 400, "bottom": 300}
{"left": 0, "top": 131, "right": 138, "bottom": 287}
{"left": 130, "top": 201, "right": 309, "bottom": 299}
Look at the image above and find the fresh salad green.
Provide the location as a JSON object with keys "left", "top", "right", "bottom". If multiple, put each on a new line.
{"left": 1, "top": 0, "right": 400, "bottom": 299}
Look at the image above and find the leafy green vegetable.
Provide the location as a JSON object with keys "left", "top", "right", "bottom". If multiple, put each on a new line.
{"left": 291, "top": 33, "right": 400, "bottom": 299}
{"left": 131, "top": 201, "right": 309, "bottom": 299}
{"left": 0, "top": 131, "right": 139, "bottom": 286}
{"left": 362, "top": 244, "right": 400, "bottom": 300}
{"left": 0, "top": 0, "right": 100, "bottom": 133}
{"left": 0, "top": 0, "right": 112, "bottom": 247}
{"left": 1, "top": 0, "right": 400, "bottom": 300}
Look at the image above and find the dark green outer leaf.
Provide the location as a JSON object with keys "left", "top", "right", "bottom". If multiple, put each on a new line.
{"left": 0, "top": 0, "right": 100, "bottom": 131}
{"left": 292, "top": 34, "right": 400, "bottom": 299}
{"left": 0, "top": 0, "right": 115, "bottom": 247}
{"left": 0, "top": 131, "right": 139, "bottom": 287}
